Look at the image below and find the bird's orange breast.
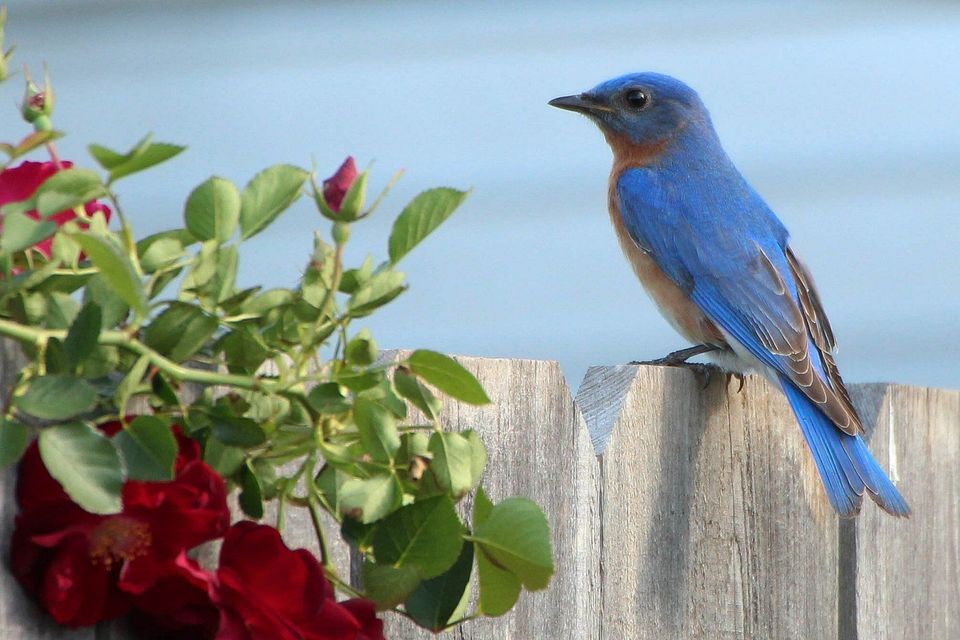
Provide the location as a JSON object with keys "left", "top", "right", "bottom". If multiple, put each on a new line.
{"left": 607, "top": 156, "right": 725, "bottom": 347}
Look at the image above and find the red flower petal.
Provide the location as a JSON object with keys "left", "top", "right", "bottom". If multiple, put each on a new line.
{"left": 322, "top": 157, "right": 358, "bottom": 213}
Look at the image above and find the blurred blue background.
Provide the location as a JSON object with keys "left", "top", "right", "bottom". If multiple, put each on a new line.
{"left": 7, "top": 1, "right": 960, "bottom": 391}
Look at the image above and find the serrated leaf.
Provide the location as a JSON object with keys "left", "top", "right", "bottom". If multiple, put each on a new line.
{"left": 373, "top": 495, "right": 464, "bottom": 578}
{"left": 64, "top": 302, "right": 101, "bottom": 368}
{"left": 0, "top": 419, "right": 30, "bottom": 468}
{"left": 388, "top": 187, "right": 468, "bottom": 264}
{"left": 38, "top": 422, "right": 123, "bottom": 514}
{"left": 113, "top": 415, "right": 177, "bottom": 481}
{"left": 88, "top": 143, "right": 126, "bottom": 169}
{"left": 36, "top": 168, "right": 106, "bottom": 218}
{"left": 470, "top": 497, "right": 554, "bottom": 591}
{"left": 408, "top": 350, "right": 490, "bottom": 405}
{"left": 16, "top": 374, "right": 97, "bottom": 420}
{"left": 405, "top": 541, "right": 474, "bottom": 630}
{"left": 239, "top": 164, "right": 308, "bottom": 239}
{"left": 340, "top": 474, "right": 402, "bottom": 523}
{"left": 354, "top": 397, "right": 400, "bottom": 463}
{"left": 220, "top": 327, "right": 269, "bottom": 374}
{"left": 362, "top": 561, "right": 421, "bottom": 610}
{"left": 428, "top": 431, "right": 473, "bottom": 500}
{"left": 70, "top": 233, "right": 147, "bottom": 318}
{"left": 184, "top": 176, "right": 240, "bottom": 243}
{"left": 204, "top": 437, "right": 246, "bottom": 476}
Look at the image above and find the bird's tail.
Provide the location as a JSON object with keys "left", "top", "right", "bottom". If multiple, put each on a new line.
{"left": 779, "top": 377, "right": 910, "bottom": 518}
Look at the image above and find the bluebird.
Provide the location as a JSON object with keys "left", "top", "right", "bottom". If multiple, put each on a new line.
{"left": 550, "top": 73, "right": 909, "bottom": 517}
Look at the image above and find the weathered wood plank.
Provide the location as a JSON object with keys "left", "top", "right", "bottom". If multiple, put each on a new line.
{"left": 0, "top": 340, "right": 95, "bottom": 639}
{"left": 578, "top": 365, "right": 839, "bottom": 640}
{"left": 379, "top": 356, "right": 601, "bottom": 639}
{"left": 848, "top": 383, "right": 960, "bottom": 640}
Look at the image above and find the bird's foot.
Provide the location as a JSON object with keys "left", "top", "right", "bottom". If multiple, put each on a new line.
{"left": 629, "top": 345, "right": 724, "bottom": 390}
{"left": 629, "top": 344, "right": 720, "bottom": 367}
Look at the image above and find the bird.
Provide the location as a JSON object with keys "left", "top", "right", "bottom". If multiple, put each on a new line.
{"left": 549, "top": 72, "right": 909, "bottom": 517}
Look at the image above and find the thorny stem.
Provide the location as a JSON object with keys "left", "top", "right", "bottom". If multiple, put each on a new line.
{"left": 0, "top": 318, "right": 310, "bottom": 407}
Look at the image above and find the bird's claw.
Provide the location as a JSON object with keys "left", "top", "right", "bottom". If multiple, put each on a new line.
{"left": 629, "top": 344, "right": 720, "bottom": 367}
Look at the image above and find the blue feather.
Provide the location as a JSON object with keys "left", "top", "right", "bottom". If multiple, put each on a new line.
{"left": 781, "top": 379, "right": 911, "bottom": 517}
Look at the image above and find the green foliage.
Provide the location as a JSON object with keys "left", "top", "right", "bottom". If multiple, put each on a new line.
{"left": 38, "top": 422, "right": 123, "bottom": 514}
{"left": 0, "top": 116, "right": 555, "bottom": 632}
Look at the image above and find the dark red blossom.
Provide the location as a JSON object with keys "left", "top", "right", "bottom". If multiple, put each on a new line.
{"left": 11, "top": 421, "right": 228, "bottom": 627}
{"left": 210, "top": 521, "right": 384, "bottom": 640}
{"left": 322, "top": 157, "right": 358, "bottom": 213}
{"left": 0, "top": 160, "right": 111, "bottom": 258}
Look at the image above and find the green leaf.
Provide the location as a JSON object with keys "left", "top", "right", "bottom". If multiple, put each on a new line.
{"left": 464, "top": 429, "right": 487, "bottom": 490}
{"left": 405, "top": 541, "right": 474, "bottom": 630}
{"left": 113, "top": 415, "right": 177, "bottom": 481}
{"left": 347, "top": 270, "right": 406, "bottom": 317}
{"left": 354, "top": 397, "right": 400, "bottom": 463}
{"left": 473, "top": 487, "right": 520, "bottom": 616}
{"left": 16, "top": 374, "right": 97, "bottom": 420}
{"left": 0, "top": 211, "right": 56, "bottom": 253}
{"left": 0, "top": 419, "right": 30, "bottom": 468}
{"left": 428, "top": 432, "right": 473, "bottom": 500}
{"left": 388, "top": 187, "right": 469, "bottom": 264}
{"left": 106, "top": 141, "right": 185, "bottom": 182}
{"left": 340, "top": 474, "right": 402, "bottom": 523}
{"left": 64, "top": 302, "right": 102, "bottom": 368}
{"left": 204, "top": 438, "right": 246, "bottom": 476}
{"left": 239, "top": 164, "right": 308, "bottom": 240}
{"left": 1, "top": 130, "right": 63, "bottom": 161}
{"left": 408, "top": 350, "right": 490, "bottom": 405}
{"left": 36, "top": 168, "right": 106, "bottom": 218}
{"left": 345, "top": 329, "right": 378, "bottom": 366}
{"left": 307, "top": 382, "right": 351, "bottom": 414}
{"left": 239, "top": 460, "right": 264, "bottom": 519}
{"left": 144, "top": 303, "right": 218, "bottom": 362}
{"left": 220, "top": 327, "right": 269, "bottom": 374}
{"left": 373, "top": 495, "right": 464, "bottom": 578}
{"left": 137, "top": 229, "right": 194, "bottom": 273}
{"left": 88, "top": 143, "right": 127, "bottom": 168}
{"left": 394, "top": 368, "right": 441, "bottom": 420}
{"left": 83, "top": 274, "right": 129, "bottom": 328}
{"left": 470, "top": 497, "right": 554, "bottom": 591}
{"left": 70, "top": 233, "right": 147, "bottom": 318}
{"left": 362, "top": 561, "right": 421, "bottom": 610}
{"left": 184, "top": 176, "right": 240, "bottom": 243}
{"left": 38, "top": 422, "right": 123, "bottom": 514}
{"left": 477, "top": 541, "right": 522, "bottom": 616}
{"left": 210, "top": 414, "right": 266, "bottom": 448}
{"left": 115, "top": 355, "right": 150, "bottom": 416}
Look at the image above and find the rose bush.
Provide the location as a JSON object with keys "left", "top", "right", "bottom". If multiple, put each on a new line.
{"left": 0, "top": 7, "right": 554, "bottom": 637}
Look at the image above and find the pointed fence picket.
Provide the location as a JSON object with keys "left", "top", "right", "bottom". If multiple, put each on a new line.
{"left": 0, "top": 351, "right": 956, "bottom": 639}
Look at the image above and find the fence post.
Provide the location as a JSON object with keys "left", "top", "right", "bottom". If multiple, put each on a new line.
{"left": 847, "top": 383, "right": 960, "bottom": 639}
{"left": 577, "top": 364, "right": 840, "bottom": 639}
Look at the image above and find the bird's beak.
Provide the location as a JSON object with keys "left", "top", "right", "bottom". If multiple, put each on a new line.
{"left": 548, "top": 93, "right": 610, "bottom": 114}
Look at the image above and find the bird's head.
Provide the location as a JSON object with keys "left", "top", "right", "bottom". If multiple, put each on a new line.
{"left": 550, "top": 72, "right": 709, "bottom": 149}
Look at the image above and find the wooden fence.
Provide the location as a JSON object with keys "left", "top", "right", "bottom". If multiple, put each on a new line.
{"left": 1, "top": 354, "right": 957, "bottom": 639}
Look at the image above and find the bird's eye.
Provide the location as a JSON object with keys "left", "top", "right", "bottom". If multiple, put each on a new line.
{"left": 624, "top": 89, "right": 650, "bottom": 110}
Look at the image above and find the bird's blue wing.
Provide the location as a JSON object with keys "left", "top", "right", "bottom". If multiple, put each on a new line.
{"left": 617, "top": 168, "right": 910, "bottom": 516}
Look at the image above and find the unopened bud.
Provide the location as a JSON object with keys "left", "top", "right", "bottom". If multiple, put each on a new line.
{"left": 22, "top": 69, "right": 54, "bottom": 130}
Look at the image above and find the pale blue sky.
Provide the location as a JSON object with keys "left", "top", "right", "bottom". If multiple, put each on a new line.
{"left": 8, "top": 0, "right": 960, "bottom": 390}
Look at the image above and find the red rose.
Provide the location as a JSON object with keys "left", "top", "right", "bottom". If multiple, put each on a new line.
{"left": 0, "top": 160, "right": 111, "bottom": 258}
{"left": 11, "top": 422, "right": 228, "bottom": 627}
{"left": 210, "top": 521, "right": 384, "bottom": 640}
{"left": 322, "top": 157, "right": 358, "bottom": 213}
